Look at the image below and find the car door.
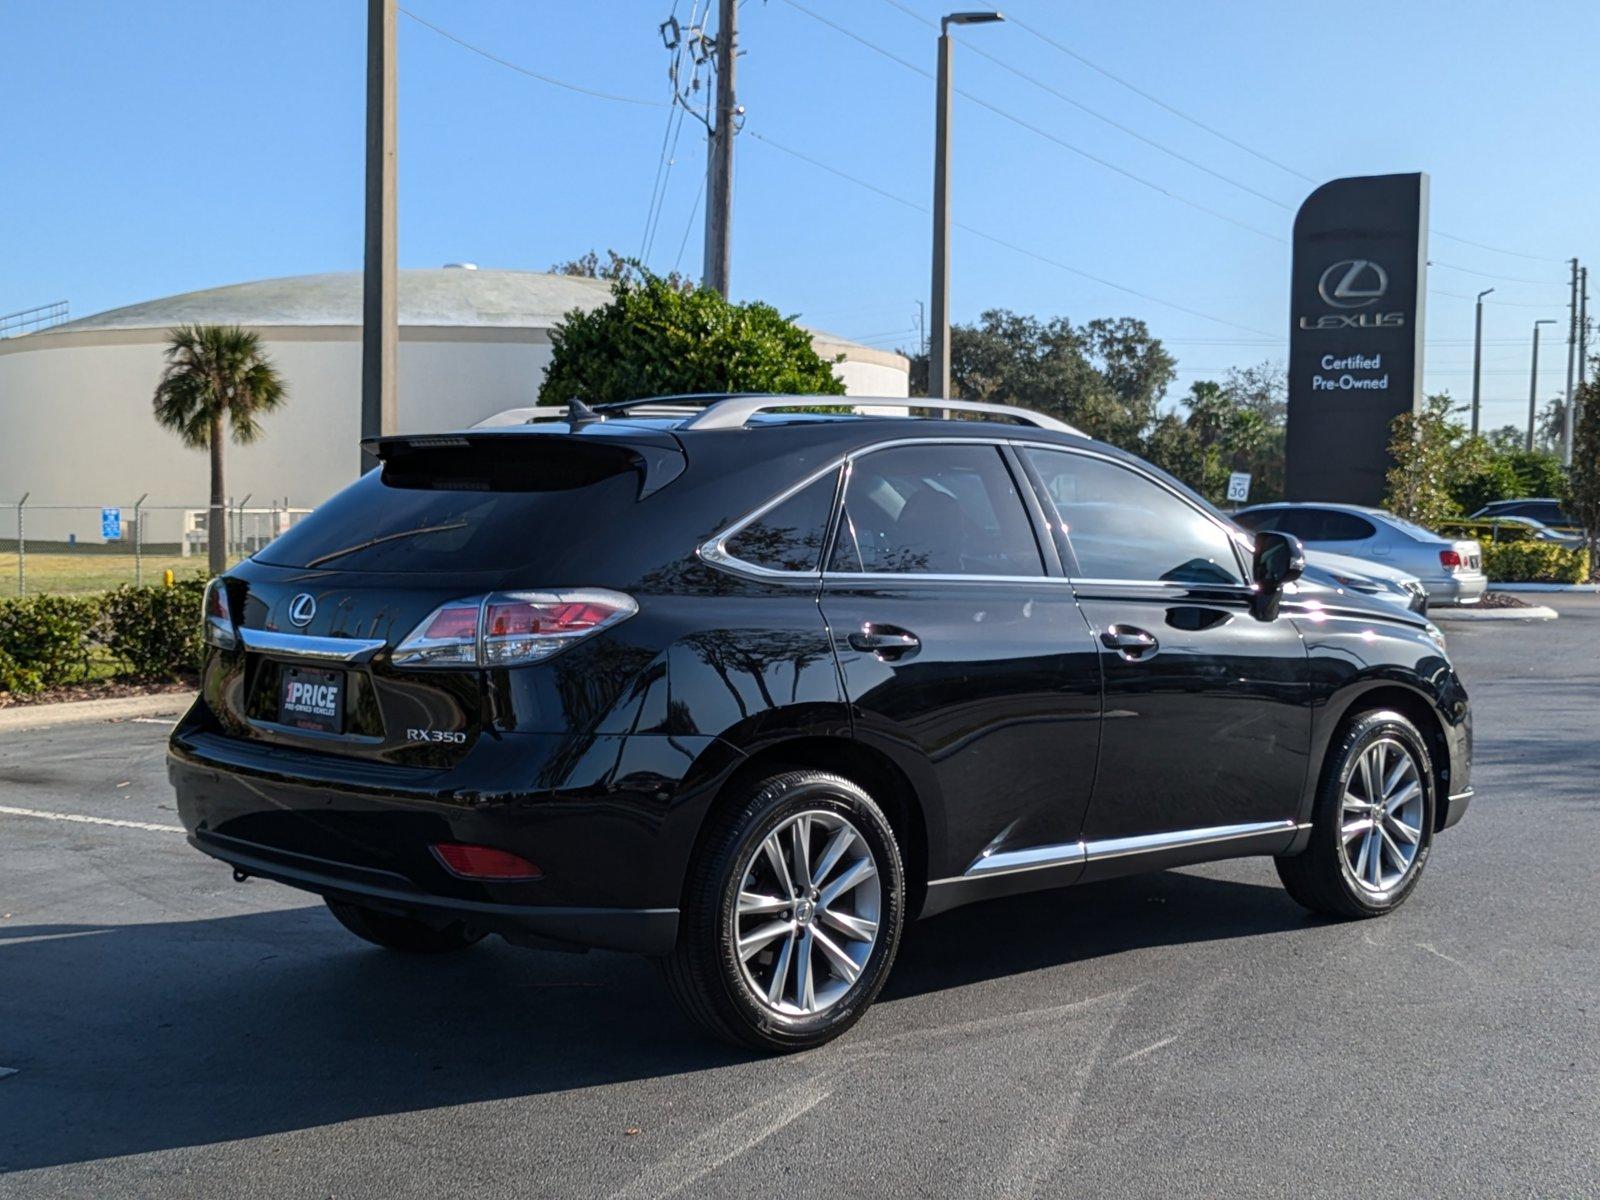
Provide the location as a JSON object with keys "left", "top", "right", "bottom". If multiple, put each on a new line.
{"left": 819, "top": 440, "right": 1103, "bottom": 884}
{"left": 1021, "top": 446, "right": 1312, "bottom": 861}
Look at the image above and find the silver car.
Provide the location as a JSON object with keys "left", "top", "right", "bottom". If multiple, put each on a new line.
{"left": 1234, "top": 502, "right": 1487, "bottom": 605}
{"left": 1300, "top": 549, "right": 1430, "bottom": 614}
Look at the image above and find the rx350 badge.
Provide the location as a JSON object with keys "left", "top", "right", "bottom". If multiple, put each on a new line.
{"left": 406, "top": 728, "right": 467, "bottom": 745}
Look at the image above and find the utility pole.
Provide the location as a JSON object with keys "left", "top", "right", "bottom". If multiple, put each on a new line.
{"left": 1529, "top": 318, "right": 1557, "bottom": 452}
{"left": 701, "top": 0, "right": 737, "bottom": 295}
{"left": 1471, "top": 288, "right": 1493, "bottom": 437}
{"left": 930, "top": 11, "right": 1004, "bottom": 401}
{"left": 361, "top": 0, "right": 398, "bottom": 477}
{"left": 1581, "top": 267, "right": 1590, "bottom": 389}
{"left": 1563, "top": 257, "right": 1579, "bottom": 465}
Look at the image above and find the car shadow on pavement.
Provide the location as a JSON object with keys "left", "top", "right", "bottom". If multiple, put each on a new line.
{"left": 0, "top": 869, "right": 1300, "bottom": 1171}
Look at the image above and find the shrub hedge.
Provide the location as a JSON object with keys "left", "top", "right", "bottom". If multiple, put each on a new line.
{"left": 0, "top": 578, "right": 208, "bottom": 698}
{"left": 1481, "top": 541, "right": 1588, "bottom": 584}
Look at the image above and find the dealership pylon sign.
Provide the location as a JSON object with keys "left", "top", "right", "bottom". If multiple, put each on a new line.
{"left": 1286, "top": 172, "right": 1429, "bottom": 505}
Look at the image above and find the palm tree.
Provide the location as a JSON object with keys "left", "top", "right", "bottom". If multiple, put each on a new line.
{"left": 152, "top": 324, "right": 287, "bottom": 573}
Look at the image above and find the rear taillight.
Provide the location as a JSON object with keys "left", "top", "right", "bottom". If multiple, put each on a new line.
{"left": 202, "top": 578, "right": 236, "bottom": 650}
{"left": 431, "top": 843, "right": 542, "bottom": 881}
{"left": 1439, "top": 549, "right": 1463, "bottom": 569}
{"left": 393, "top": 590, "right": 637, "bottom": 669}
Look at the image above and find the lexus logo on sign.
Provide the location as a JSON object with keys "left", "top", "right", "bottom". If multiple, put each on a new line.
{"left": 1317, "top": 259, "right": 1389, "bottom": 309}
{"left": 288, "top": 594, "right": 317, "bottom": 628}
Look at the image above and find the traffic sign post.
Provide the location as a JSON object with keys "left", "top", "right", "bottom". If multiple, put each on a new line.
{"left": 1226, "top": 473, "right": 1252, "bottom": 504}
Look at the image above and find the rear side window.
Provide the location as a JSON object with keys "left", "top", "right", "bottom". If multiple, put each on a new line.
{"left": 722, "top": 470, "right": 838, "bottom": 573}
{"left": 1319, "top": 511, "right": 1376, "bottom": 541}
{"left": 1233, "top": 509, "right": 1280, "bottom": 532}
{"left": 828, "top": 444, "right": 1043, "bottom": 576}
{"left": 1025, "top": 448, "right": 1244, "bottom": 585}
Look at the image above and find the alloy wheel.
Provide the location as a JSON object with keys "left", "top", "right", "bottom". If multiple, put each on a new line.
{"left": 731, "top": 810, "right": 882, "bottom": 1017}
{"left": 1340, "top": 737, "right": 1425, "bottom": 893}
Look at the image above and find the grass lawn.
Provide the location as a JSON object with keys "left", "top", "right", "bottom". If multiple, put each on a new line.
{"left": 0, "top": 552, "right": 229, "bottom": 597}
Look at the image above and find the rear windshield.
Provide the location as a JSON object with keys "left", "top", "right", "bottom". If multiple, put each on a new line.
{"left": 257, "top": 441, "right": 646, "bottom": 574}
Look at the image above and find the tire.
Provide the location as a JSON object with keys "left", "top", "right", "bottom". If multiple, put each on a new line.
{"left": 1277, "top": 709, "right": 1436, "bottom": 919}
{"left": 325, "top": 898, "right": 487, "bottom": 954}
{"left": 661, "top": 770, "right": 906, "bottom": 1052}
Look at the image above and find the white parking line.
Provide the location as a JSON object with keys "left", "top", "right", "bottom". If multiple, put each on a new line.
{"left": 0, "top": 804, "right": 183, "bottom": 834}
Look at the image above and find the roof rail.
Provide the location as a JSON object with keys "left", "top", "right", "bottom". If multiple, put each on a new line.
{"left": 471, "top": 394, "right": 1086, "bottom": 436}
{"left": 678, "top": 394, "right": 1084, "bottom": 435}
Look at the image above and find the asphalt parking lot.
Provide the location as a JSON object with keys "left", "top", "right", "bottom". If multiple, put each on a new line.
{"left": 2, "top": 597, "right": 1597, "bottom": 1199}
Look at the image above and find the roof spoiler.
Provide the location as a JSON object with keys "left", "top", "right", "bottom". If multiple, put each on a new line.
{"left": 358, "top": 430, "right": 686, "bottom": 499}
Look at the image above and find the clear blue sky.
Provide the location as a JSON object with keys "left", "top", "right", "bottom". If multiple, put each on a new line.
{"left": 3, "top": 0, "right": 1596, "bottom": 430}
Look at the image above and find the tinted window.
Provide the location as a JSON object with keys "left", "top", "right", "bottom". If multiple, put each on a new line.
{"left": 1319, "top": 511, "right": 1376, "bottom": 541}
{"left": 1232, "top": 508, "right": 1281, "bottom": 532}
{"left": 723, "top": 470, "right": 837, "bottom": 573}
{"left": 258, "top": 454, "right": 643, "bottom": 574}
{"left": 1515, "top": 502, "right": 1571, "bottom": 525}
{"left": 828, "top": 444, "right": 1043, "bottom": 576}
{"left": 1025, "top": 449, "right": 1244, "bottom": 585}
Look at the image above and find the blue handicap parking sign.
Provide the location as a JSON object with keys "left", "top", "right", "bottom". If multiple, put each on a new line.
{"left": 101, "top": 507, "right": 122, "bottom": 541}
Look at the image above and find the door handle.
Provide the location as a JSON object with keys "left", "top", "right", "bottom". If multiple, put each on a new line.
{"left": 1100, "top": 625, "right": 1159, "bottom": 660}
{"left": 848, "top": 624, "right": 921, "bottom": 661}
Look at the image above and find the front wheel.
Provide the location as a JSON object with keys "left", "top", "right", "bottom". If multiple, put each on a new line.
{"left": 661, "top": 770, "right": 905, "bottom": 1052}
{"left": 1277, "top": 709, "right": 1436, "bottom": 919}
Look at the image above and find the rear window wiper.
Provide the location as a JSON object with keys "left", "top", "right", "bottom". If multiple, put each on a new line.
{"left": 304, "top": 521, "right": 469, "bottom": 568}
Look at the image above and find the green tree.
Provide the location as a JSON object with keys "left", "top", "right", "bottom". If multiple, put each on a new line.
{"left": 1446, "top": 434, "right": 1525, "bottom": 515}
{"left": 539, "top": 270, "right": 844, "bottom": 405}
{"left": 903, "top": 309, "right": 1175, "bottom": 445}
{"left": 1565, "top": 375, "right": 1600, "bottom": 578}
{"left": 1142, "top": 379, "right": 1267, "bottom": 505}
{"left": 152, "top": 324, "right": 286, "bottom": 573}
{"left": 550, "top": 248, "right": 692, "bottom": 294}
{"left": 1384, "top": 394, "right": 1461, "bottom": 528}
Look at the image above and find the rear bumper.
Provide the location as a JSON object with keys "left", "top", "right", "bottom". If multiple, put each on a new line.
{"left": 187, "top": 829, "right": 677, "bottom": 953}
{"left": 1427, "top": 571, "right": 1488, "bottom": 606}
{"left": 168, "top": 706, "right": 739, "bottom": 955}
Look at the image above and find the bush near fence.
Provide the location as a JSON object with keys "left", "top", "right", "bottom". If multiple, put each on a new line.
{"left": 0, "top": 577, "right": 207, "bottom": 697}
{"left": 1480, "top": 541, "right": 1588, "bottom": 584}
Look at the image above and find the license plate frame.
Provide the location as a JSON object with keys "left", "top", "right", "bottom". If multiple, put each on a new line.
{"left": 277, "top": 665, "right": 346, "bottom": 735}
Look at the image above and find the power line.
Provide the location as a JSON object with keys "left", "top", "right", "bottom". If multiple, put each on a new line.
{"left": 1429, "top": 259, "right": 1566, "bottom": 288}
{"left": 1005, "top": 10, "right": 1318, "bottom": 185}
{"left": 1004, "top": 9, "right": 1568, "bottom": 266}
{"left": 777, "top": 0, "right": 1285, "bottom": 244}
{"left": 399, "top": 7, "right": 669, "bottom": 107}
{"left": 747, "top": 130, "right": 1278, "bottom": 337}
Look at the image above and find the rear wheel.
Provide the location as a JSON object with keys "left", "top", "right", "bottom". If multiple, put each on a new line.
{"left": 325, "top": 898, "right": 487, "bottom": 954}
{"left": 1277, "top": 709, "right": 1435, "bottom": 919}
{"left": 662, "top": 770, "right": 905, "bottom": 1052}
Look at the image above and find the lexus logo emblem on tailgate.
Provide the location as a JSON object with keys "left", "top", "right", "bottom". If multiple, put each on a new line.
{"left": 288, "top": 594, "right": 317, "bottom": 627}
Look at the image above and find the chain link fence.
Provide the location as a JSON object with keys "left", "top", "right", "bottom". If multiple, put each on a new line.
{"left": 1, "top": 498, "right": 311, "bottom": 597}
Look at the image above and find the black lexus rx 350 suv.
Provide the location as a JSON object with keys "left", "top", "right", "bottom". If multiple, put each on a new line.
{"left": 169, "top": 394, "right": 1473, "bottom": 1051}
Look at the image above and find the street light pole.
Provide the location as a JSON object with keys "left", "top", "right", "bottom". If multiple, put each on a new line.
{"left": 1529, "top": 318, "right": 1557, "bottom": 452}
{"left": 361, "top": 0, "right": 398, "bottom": 476}
{"left": 930, "top": 11, "right": 1004, "bottom": 402}
{"left": 1471, "top": 287, "right": 1493, "bottom": 437}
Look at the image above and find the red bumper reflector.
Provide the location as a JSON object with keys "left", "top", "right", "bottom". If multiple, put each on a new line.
{"left": 431, "top": 843, "right": 543, "bottom": 881}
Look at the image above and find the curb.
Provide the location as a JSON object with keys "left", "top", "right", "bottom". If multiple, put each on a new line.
{"left": 1490, "top": 583, "right": 1600, "bottom": 594}
{"left": 1431, "top": 605, "right": 1558, "bottom": 622}
{"left": 0, "top": 691, "right": 196, "bottom": 734}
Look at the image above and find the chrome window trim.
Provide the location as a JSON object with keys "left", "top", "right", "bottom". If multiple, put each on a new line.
{"left": 237, "top": 628, "right": 389, "bottom": 664}
{"left": 696, "top": 434, "right": 1256, "bottom": 590}
{"left": 932, "top": 819, "right": 1308, "bottom": 887}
